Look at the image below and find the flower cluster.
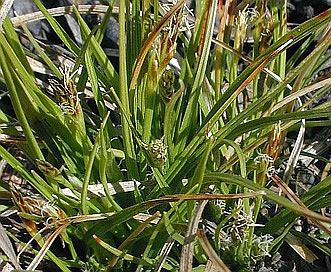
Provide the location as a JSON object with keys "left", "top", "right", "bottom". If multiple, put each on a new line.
{"left": 146, "top": 137, "right": 168, "bottom": 168}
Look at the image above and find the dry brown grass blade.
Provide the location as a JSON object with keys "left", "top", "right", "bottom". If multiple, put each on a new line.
{"left": 271, "top": 174, "right": 331, "bottom": 236}
{"left": 0, "top": 0, "right": 15, "bottom": 30}
{"left": 16, "top": 192, "right": 259, "bottom": 266}
{"left": 233, "top": 37, "right": 293, "bottom": 97}
{"left": 213, "top": 36, "right": 294, "bottom": 117}
{"left": 218, "top": 0, "right": 237, "bottom": 39}
{"left": 212, "top": 37, "right": 293, "bottom": 91}
{"left": 0, "top": 134, "right": 28, "bottom": 144}
{"left": 26, "top": 222, "right": 69, "bottom": 270}
{"left": 214, "top": 0, "right": 237, "bottom": 96}
{"left": 271, "top": 175, "right": 302, "bottom": 204}
{"left": 196, "top": 229, "right": 231, "bottom": 272}
{"left": 180, "top": 200, "right": 208, "bottom": 272}
{"left": 16, "top": 211, "right": 116, "bottom": 263}
{"left": 0, "top": 133, "right": 43, "bottom": 144}
{"left": 271, "top": 77, "right": 331, "bottom": 113}
{"left": 10, "top": 5, "right": 116, "bottom": 27}
{"left": 129, "top": 0, "right": 186, "bottom": 91}
{"left": 195, "top": 0, "right": 212, "bottom": 66}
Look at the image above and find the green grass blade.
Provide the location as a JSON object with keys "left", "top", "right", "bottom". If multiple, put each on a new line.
{"left": 175, "top": 0, "right": 217, "bottom": 154}
{"left": 0, "top": 45, "right": 43, "bottom": 161}
{"left": 20, "top": 21, "right": 61, "bottom": 78}
{"left": 118, "top": 0, "right": 139, "bottom": 179}
{"left": 32, "top": 0, "right": 80, "bottom": 54}
{"left": 81, "top": 113, "right": 110, "bottom": 214}
{"left": 72, "top": 5, "right": 119, "bottom": 90}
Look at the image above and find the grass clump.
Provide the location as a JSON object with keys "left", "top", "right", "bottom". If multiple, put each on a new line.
{"left": 0, "top": 0, "right": 330, "bottom": 271}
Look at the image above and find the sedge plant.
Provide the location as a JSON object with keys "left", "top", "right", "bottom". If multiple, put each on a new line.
{"left": 0, "top": 0, "right": 330, "bottom": 271}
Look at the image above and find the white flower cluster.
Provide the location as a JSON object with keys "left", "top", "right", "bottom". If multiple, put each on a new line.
{"left": 161, "top": 0, "right": 194, "bottom": 35}
{"left": 235, "top": 5, "right": 259, "bottom": 37}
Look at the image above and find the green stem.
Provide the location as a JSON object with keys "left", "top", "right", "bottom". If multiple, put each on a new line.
{"left": 81, "top": 113, "right": 110, "bottom": 214}
{"left": 119, "top": 0, "right": 139, "bottom": 179}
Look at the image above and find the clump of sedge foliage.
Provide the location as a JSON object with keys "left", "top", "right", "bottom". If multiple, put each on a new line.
{"left": 0, "top": 0, "right": 330, "bottom": 271}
